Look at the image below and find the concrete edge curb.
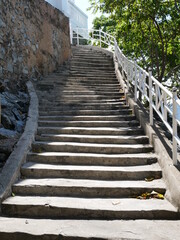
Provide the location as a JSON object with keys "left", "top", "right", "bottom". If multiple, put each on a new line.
{"left": 0, "top": 81, "right": 38, "bottom": 209}
{"left": 112, "top": 54, "right": 180, "bottom": 211}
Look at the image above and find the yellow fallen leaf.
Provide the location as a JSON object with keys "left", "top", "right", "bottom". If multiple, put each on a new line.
{"left": 137, "top": 191, "right": 164, "bottom": 200}
{"left": 145, "top": 177, "right": 154, "bottom": 182}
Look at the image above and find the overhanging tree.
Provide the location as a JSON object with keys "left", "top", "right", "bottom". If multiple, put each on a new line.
{"left": 89, "top": 0, "right": 180, "bottom": 87}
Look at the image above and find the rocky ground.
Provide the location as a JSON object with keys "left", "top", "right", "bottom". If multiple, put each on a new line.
{"left": 0, "top": 80, "right": 29, "bottom": 171}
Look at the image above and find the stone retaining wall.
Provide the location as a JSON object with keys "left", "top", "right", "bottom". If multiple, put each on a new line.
{"left": 0, "top": 0, "right": 71, "bottom": 81}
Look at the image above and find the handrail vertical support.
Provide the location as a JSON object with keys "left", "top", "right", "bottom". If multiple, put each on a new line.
{"left": 149, "top": 68, "right": 153, "bottom": 126}
{"left": 173, "top": 87, "right": 178, "bottom": 166}
{"left": 134, "top": 60, "right": 137, "bottom": 102}
{"left": 69, "top": 22, "right": 73, "bottom": 45}
{"left": 0, "top": 96, "right": 1, "bottom": 125}
{"left": 77, "top": 28, "right": 79, "bottom": 46}
{"left": 99, "top": 29, "right": 102, "bottom": 48}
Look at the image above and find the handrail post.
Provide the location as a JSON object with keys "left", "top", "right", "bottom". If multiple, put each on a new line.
{"left": 114, "top": 38, "right": 116, "bottom": 55}
{"left": 134, "top": 60, "right": 137, "bottom": 102}
{"left": 149, "top": 68, "right": 153, "bottom": 126}
{"left": 77, "top": 28, "right": 79, "bottom": 46}
{"left": 0, "top": 96, "right": 1, "bottom": 125}
{"left": 173, "top": 87, "right": 178, "bottom": 166}
{"left": 99, "top": 29, "right": 102, "bottom": 48}
{"left": 91, "top": 29, "right": 93, "bottom": 46}
{"left": 69, "top": 22, "right": 73, "bottom": 45}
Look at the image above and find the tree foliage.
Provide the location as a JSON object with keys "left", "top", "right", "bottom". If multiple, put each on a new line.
{"left": 89, "top": 0, "right": 180, "bottom": 86}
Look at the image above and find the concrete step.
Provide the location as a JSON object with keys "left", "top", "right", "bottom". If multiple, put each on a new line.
{"left": 38, "top": 104, "right": 129, "bottom": 111}
{"left": 37, "top": 126, "right": 144, "bottom": 136}
{"left": 32, "top": 141, "right": 153, "bottom": 154}
{"left": 36, "top": 134, "right": 149, "bottom": 144}
{"left": 2, "top": 196, "right": 178, "bottom": 220}
{"left": 39, "top": 100, "right": 126, "bottom": 106}
{"left": 13, "top": 178, "right": 166, "bottom": 198}
{"left": 27, "top": 152, "right": 158, "bottom": 166}
{"left": 37, "top": 120, "right": 139, "bottom": 128}
{"left": 72, "top": 56, "right": 112, "bottom": 60}
{"left": 70, "top": 62, "right": 114, "bottom": 67}
{"left": 69, "top": 73, "right": 117, "bottom": 78}
{"left": 47, "top": 91, "right": 124, "bottom": 96}
{"left": 58, "top": 79, "right": 119, "bottom": 84}
{"left": 38, "top": 114, "right": 136, "bottom": 121}
{"left": 36, "top": 81, "right": 120, "bottom": 87}
{"left": 49, "top": 95, "right": 124, "bottom": 101}
{"left": 39, "top": 109, "right": 133, "bottom": 116}
{"left": 20, "top": 162, "right": 161, "bottom": 180}
{"left": 1, "top": 218, "right": 180, "bottom": 240}
{"left": 70, "top": 67, "right": 115, "bottom": 72}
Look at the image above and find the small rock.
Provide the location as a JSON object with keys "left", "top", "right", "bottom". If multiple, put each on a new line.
{"left": 7, "top": 62, "right": 14, "bottom": 73}
{"left": 0, "top": 47, "right": 5, "bottom": 59}
{"left": 0, "top": 128, "right": 17, "bottom": 139}
{"left": 0, "top": 18, "right": 6, "bottom": 28}
{"left": 1, "top": 113, "right": 15, "bottom": 130}
{"left": 23, "top": 67, "right": 29, "bottom": 75}
{"left": 12, "top": 108, "right": 22, "bottom": 121}
{"left": 15, "top": 120, "right": 24, "bottom": 133}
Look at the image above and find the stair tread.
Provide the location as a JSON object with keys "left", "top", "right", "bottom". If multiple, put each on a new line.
{"left": 22, "top": 162, "right": 161, "bottom": 172}
{"left": 39, "top": 114, "right": 136, "bottom": 119}
{"left": 0, "top": 217, "right": 180, "bottom": 239}
{"left": 38, "top": 134, "right": 148, "bottom": 139}
{"left": 33, "top": 141, "right": 152, "bottom": 148}
{"left": 37, "top": 126, "right": 140, "bottom": 131}
{"left": 38, "top": 120, "right": 138, "bottom": 123}
{"left": 3, "top": 196, "right": 177, "bottom": 213}
{"left": 28, "top": 152, "right": 157, "bottom": 158}
{"left": 14, "top": 178, "right": 166, "bottom": 189}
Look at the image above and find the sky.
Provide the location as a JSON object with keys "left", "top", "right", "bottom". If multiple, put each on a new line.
{"left": 74, "top": 0, "right": 100, "bottom": 28}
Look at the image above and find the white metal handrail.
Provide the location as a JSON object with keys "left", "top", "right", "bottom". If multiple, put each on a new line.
{"left": 71, "top": 28, "right": 180, "bottom": 165}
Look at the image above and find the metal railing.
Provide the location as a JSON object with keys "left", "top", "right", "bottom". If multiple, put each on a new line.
{"left": 71, "top": 28, "right": 180, "bottom": 166}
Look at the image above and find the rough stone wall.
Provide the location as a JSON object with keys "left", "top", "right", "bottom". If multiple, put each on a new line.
{"left": 0, "top": 0, "right": 71, "bottom": 81}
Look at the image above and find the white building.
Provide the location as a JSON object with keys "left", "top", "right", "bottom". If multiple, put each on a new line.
{"left": 45, "top": 0, "right": 88, "bottom": 38}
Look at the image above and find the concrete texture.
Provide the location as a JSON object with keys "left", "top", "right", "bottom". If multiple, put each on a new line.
{"left": 12, "top": 178, "right": 166, "bottom": 197}
{"left": 0, "top": 81, "right": 38, "bottom": 207}
{"left": 0, "top": 218, "right": 180, "bottom": 240}
{"left": 27, "top": 152, "right": 157, "bottom": 166}
{"left": 2, "top": 196, "right": 178, "bottom": 219}
{"left": 21, "top": 162, "right": 161, "bottom": 180}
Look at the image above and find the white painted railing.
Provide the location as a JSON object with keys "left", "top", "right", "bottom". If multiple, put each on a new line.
{"left": 71, "top": 28, "right": 180, "bottom": 166}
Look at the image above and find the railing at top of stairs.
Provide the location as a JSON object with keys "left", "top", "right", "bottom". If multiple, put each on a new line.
{"left": 71, "top": 28, "right": 180, "bottom": 166}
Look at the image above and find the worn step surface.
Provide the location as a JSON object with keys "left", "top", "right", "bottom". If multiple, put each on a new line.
{"left": 38, "top": 120, "right": 139, "bottom": 128}
{"left": 37, "top": 126, "right": 144, "bottom": 136}
{"left": 27, "top": 152, "right": 158, "bottom": 166}
{"left": 2, "top": 196, "right": 178, "bottom": 220}
{"left": 38, "top": 114, "right": 136, "bottom": 121}
{"left": 0, "top": 218, "right": 180, "bottom": 240}
{"left": 32, "top": 141, "right": 153, "bottom": 154}
{"left": 21, "top": 162, "right": 161, "bottom": 180}
{"left": 13, "top": 178, "right": 166, "bottom": 197}
{"left": 1, "top": 46, "right": 179, "bottom": 240}
{"left": 35, "top": 134, "right": 149, "bottom": 144}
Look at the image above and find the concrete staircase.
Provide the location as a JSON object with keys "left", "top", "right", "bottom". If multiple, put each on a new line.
{"left": 0, "top": 46, "right": 179, "bottom": 239}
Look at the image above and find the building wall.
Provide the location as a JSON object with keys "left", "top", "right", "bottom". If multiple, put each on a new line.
{"left": 68, "top": 1, "right": 88, "bottom": 29}
{"left": 45, "top": 0, "right": 88, "bottom": 30}
{"left": 0, "top": 0, "right": 71, "bottom": 82}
